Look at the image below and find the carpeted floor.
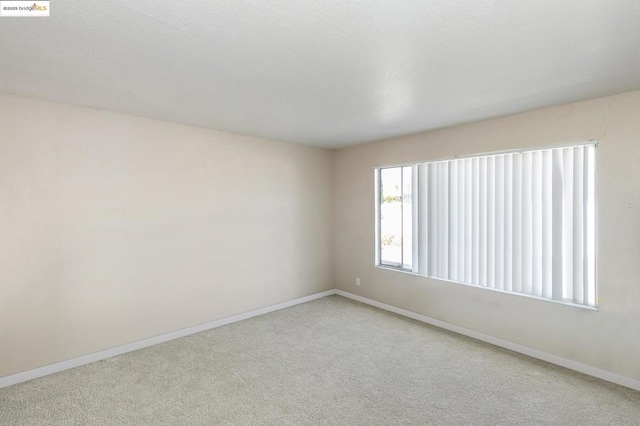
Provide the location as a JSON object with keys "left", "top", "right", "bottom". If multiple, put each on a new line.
{"left": 1, "top": 295, "right": 639, "bottom": 425}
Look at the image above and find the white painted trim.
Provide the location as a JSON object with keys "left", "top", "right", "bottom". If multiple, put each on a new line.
{"left": 0, "top": 289, "right": 337, "bottom": 389}
{"left": 4, "top": 288, "right": 638, "bottom": 393}
{"left": 335, "top": 290, "right": 640, "bottom": 392}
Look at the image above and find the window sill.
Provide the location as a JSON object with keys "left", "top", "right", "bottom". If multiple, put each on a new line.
{"left": 375, "top": 265, "right": 598, "bottom": 312}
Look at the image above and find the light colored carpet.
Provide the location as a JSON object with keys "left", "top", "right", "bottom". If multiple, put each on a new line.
{"left": 1, "top": 295, "right": 639, "bottom": 425}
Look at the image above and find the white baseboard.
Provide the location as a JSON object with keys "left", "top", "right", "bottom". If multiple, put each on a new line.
{"left": 335, "top": 290, "right": 640, "bottom": 392}
{"left": 4, "top": 288, "right": 638, "bottom": 392}
{"left": 0, "top": 289, "right": 337, "bottom": 389}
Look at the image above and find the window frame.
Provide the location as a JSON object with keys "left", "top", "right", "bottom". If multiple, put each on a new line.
{"left": 374, "top": 141, "right": 598, "bottom": 311}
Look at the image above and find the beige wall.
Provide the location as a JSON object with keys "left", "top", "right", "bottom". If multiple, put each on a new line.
{"left": 334, "top": 90, "right": 640, "bottom": 381}
{"left": 3, "top": 89, "right": 640, "bottom": 383}
{"left": 0, "top": 94, "right": 333, "bottom": 378}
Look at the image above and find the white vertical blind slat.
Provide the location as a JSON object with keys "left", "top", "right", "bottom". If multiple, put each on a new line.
{"left": 458, "top": 161, "right": 465, "bottom": 282}
{"left": 586, "top": 147, "right": 596, "bottom": 306}
{"left": 495, "top": 155, "right": 505, "bottom": 291}
{"left": 562, "top": 149, "right": 575, "bottom": 301}
{"left": 542, "top": 150, "right": 553, "bottom": 299}
{"left": 504, "top": 155, "right": 513, "bottom": 292}
{"left": 551, "top": 149, "right": 564, "bottom": 301}
{"left": 442, "top": 162, "right": 450, "bottom": 278}
{"left": 487, "top": 156, "right": 496, "bottom": 289}
{"left": 472, "top": 158, "right": 480, "bottom": 285}
{"left": 434, "top": 163, "right": 441, "bottom": 277}
{"left": 573, "top": 146, "right": 585, "bottom": 304}
{"left": 428, "top": 163, "right": 436, "bottom": 277}
{"left": 522, "top": 152, "right": 533, "bottom": 295}
{"left": 418, "top": 164, "right": 429, "bottom": 277}
{"left": 449, "top": 161, "right": 458, "bottom": 281}
{"left": 480, "top": 157, "right": 488, "bottom": 287}
{"left": 464, "top": 159, "right": 473, "bottom": 283}
{"left": 532, "top": 151, "right": 543, "bottom": 297}
{"left": 512, "top": 154, "right": 523, "bottom": 293}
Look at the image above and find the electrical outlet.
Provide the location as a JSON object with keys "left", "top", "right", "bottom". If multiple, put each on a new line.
{"left": 356, "top": 277, "right": 361, "bottom": 286}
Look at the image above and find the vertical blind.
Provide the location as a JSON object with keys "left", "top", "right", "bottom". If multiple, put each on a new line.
{"left": 423, "top": 144, "right": 596, "bottom": 307}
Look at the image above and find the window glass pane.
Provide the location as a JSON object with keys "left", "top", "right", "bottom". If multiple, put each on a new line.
{"left": 402, "top": 166, "right": 413, "bottom": 270}
{"left": 380, "top": 167, "right": 402, "bottom": 266}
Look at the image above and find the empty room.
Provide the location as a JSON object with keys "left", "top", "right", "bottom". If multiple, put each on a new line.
{"left": 1, "top": 1, "right": 639, "bottom": 424}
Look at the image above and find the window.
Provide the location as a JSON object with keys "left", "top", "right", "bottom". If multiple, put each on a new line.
{"left": 377, "top": 166, "right": 415, "bottom": 270}
{"left": 376, "top": 143, "right": 597, "bottom": 308}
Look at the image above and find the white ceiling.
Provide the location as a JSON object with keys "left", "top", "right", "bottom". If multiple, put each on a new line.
{"left": 1, "top": 1, "right": 640, "bottom": 148}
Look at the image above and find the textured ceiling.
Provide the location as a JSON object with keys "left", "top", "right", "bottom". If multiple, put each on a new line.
{"left": 1, "top": 1, "right": 640, "bottom": 148}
